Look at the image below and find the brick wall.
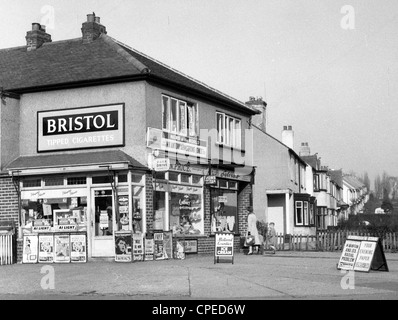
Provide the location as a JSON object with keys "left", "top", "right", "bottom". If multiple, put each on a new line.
{"left": 145, "top": 173, "right": 154, "bottom": 232}
{"left": 0, "top": 177, "right": 19, "bottom": 225}
{"left": 238, "top": 182, "right": 252, "bottom": 235}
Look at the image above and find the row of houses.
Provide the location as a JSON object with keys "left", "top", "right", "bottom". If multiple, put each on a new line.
{"left": 0, "top": 13, "right": 367, "bottom": 261}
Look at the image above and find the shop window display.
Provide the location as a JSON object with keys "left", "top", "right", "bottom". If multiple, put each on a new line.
{"left": 170, "top": 192, "right": 203, "bottom": 236}
{"left": 211, "top": 189, "right": 238, "bottom": 234}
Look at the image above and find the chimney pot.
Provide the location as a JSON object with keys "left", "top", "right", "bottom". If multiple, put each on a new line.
{"left": 26, "top": 23, "right": 52, "bottom": 51}
{"left": 94, "top": 16, "right": 101, "bottom": 24}
{"left": 87, "top": 13, "right": 95, "bottom": 22}
{"left": 32, "top": 23, "right": 41, "bottom": 31}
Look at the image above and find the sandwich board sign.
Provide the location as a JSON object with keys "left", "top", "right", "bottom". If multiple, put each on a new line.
{"left": 337, "top": 235, "right": 388, "bottom": 272}
{"left": 214, "top": 232, "right": 234, "bottom": 264}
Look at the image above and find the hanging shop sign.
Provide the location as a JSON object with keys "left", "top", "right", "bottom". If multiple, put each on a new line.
{"left": 214, "top": 232, "right": 234, "bottom": 264}
{"left": 38, "top": 234, "right": 54, "bottom": 263}
{"left": 54, "top": 234, "right": 71, "bottom": 263}
{"left": 22, "top": 234, "right": 39, "bottom": 264}
{"left": 147, "top": 127, "right": 207, "bottom": 158}
{"left": 204, "top": 175, "right": 217, "bottom": 185}
{"left": 70, "top": 233, "right": 87, "bottom": 263}
{"left": 218, "top": 196, "right": 228, "bottom": 203}
{"left": 152, "top": 158, "right": 170, "bottom": 172}
{"left": 132, "top": 233, "right": 144, "bottom": 261}
{"left": 37, "top": 103, "right": 125, "bottom": 152}
{"left": 337, "top": 235, "right": 388, "bottom": 272}
{"left": 115, "top": 231, "right": 132, "bottom": 262}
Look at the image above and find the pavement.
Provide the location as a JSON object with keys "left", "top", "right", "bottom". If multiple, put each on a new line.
{"left": 1, "top": 250, "right": 398, "bottom": 301}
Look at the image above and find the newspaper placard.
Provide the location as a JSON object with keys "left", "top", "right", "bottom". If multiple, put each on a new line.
{"left": 70, "top": 233, "right": 87, "bottom": 263}
{"left": 337, "top": 240, "right": 360, "bottom": 270}
{"left": 115, "top": 231, "right": 132, "bottom": 262}
{"left": 54, "top": 234, "right": 71, "bottom": 263}
{"left": 38, "top": 234, "right": 54, "bottom": 263}
{"left": 132, "top": 233, "right": 144, "bottom": 261}
{"left": 144, "top": 238, "right": 154, "bottom": 261}
{"left": 23, "top": 234, "right": 39, "bottom": 264}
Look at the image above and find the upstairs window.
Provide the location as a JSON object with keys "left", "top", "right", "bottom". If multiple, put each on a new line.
{"left": 162, "top": 95, "right": 198, "bottom": 137}
{"left": 216, "top": 112, "right": 241, "bottom": 149}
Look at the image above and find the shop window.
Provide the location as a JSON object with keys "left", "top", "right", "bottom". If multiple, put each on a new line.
{"left": 216, "top": 112, "right": 241, "bottom": 149}
{"left": 118, "top": 174, "right": 128, "bottom": 183}
{"left": 211, "top": 189, "right": 238, "bottom": 234}
{"left": 295, "top": 201, "right": 303, "bottom": 226}
{"left": 218, "top": 179, "right": 228, "bottom": 188}
{"left": 44, "top": 176, "right": 64, "bottom": 186}
{"left": 192, "top": 175, "right": 202, "bottom": 185}
{"left": 92, "top": 175, "right": 112, "bottom": 184}
{"left": 154, "top": 172, "right": 166, "bottom": 180}
{"left": 67, "top": 177, "right": 86, "bottom": 185}
{"left": 154, "top": 191, "right": 166, "bottom": 230}
{"left": 23, "top": 178, "right": 41, "bottom": 188}
{"left": 162, "top": 94, "right": 198, "bottom": 137}
{"left": 229, "top": 181, "right": 237, "bottom": 189}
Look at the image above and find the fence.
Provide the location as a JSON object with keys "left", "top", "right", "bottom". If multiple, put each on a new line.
{"left": 0, "top": 232, "right": 14, "bottom": 265}
{"left": 268, "top": 231, "right": 398, "bottom": 253}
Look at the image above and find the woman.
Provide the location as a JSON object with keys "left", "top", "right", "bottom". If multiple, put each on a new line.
{"left": 246, "top": 206, "right": 261, "bottom": 254}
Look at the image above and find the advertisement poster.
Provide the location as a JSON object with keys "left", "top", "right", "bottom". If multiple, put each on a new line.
{"left": 54, "top": 234, "right": 71, "bottom": 263}
{"left": 22, "top": 235, "right": 38, "bottom": 264}
{"left": 38, "top": 234, "right": 54, "bottom": 263}
{"left": 214, "top": 232, "right": 234, "bottom": 264}
{"left": 163, "top": 231, "right": 173, "bottom": 260}
{"left": 337, "top": 240, "right": 361, "bottom": 271}
{"left": 144, "top": 238, "right": 154, "bottom": 261}
{"left": 132, "top": 233, "right": 144, "bottom": 261}
{"left": 115, "top": 231, "right": 132, "bottom": 262}
{"left": 174, "top": 241, "right": 185, "bottom": 260}
{"left": 154, "top": 232, "right": 167, "bottom": 260}
{"left": 354, "top": 241, "right": 377, "bottom": 272}
{"left": 70, "top": 233, "right": 87, "bottom": 263}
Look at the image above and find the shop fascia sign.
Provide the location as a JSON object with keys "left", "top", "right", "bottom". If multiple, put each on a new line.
{"left": 152, "top": 158, "right": 170, "bottom": 172}
{"left": 147, "top": 127, "right": 207, "bottom": 158}
{"left": 37, "top": 103, "right": 125, "bottom": 152}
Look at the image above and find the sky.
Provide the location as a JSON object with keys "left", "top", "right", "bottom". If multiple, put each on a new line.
{"left": 1, "top": 0, "right": 398, "bottom": 187}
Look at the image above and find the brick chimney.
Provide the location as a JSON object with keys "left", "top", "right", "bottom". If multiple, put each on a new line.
{"left": 81, "top": 12, "right": 107, "bottom": 44}
{"left": 299, "top": 142, "right": 311, "bottom": 156}
{"left": 245, "top": 96, "right": 267, "bottom": 132}
{"left": 25, "top": 23, "right": 52, "bottom": 51}
{"left": 281, "top": 125, "right": 294, "bottom": 150}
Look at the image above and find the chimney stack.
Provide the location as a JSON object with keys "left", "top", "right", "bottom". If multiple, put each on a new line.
{"left": 25, "top": 23, "right": 52, "bottom": 51}
{"left": 81, "top": 12, "right": 107, "bottom": 44}
{"left": 299, "top": 142, "right": 311, "bottom": 156}
{"left": 281, "top": 125, "right": 294, "bottom": 150}
{"left": 245, "top": 96, "right": 267, "bottom": 132}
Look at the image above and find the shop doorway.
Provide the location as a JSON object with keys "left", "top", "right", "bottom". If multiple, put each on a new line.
{"left": 91, "top": 188, "right": 115, "bottom": 257}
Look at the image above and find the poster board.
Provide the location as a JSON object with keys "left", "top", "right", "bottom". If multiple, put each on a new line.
{"left": 132, "top": 233, "right": 144, "bottom": 261}
{"left": 144, "top": 237, "right": 154, "bottom": 261}
{"left": 163, "top": 231, "right": 173, "bottom": 260}
{"left": 54, "top": 234, "right": 71, "bottom": 263}
{"left": 214, "top": 232, "right": 234, "bottom": 264}
{"left": 70, "top": 233, "right": 87, "bottom": 263}
{"left": 38, "top": 234, "right": 54, "bottom": 263}
{"left": 22, "top": 234, "right": 39, "bottom": 264}
{"left": 115, "top": 231, "right": 132, "bottom": 262}
{"left": 174, "top": 240, "right": 185, "bottom": 260}
{"left": 337, "top": 235, "right": 388, "bottom": 272}
{"left": 154, "top": 231, "right": 167, "bottom": 260}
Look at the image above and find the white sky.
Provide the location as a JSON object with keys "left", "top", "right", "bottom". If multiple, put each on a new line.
{"left": 1, "top": 0, "right": 398, "bottom": 186}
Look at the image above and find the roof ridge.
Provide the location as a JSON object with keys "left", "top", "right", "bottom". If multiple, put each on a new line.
{"left": 108, "top": 36, "right": 257, "bottom": 113}
{"left": 100, "top": 34, "right": 150, "bottom": 74}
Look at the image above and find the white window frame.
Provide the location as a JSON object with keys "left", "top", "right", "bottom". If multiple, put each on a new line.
{"left": 295, "top": 201, "right": 304, "bottom": 226}
{"left": 216, "top": 112, "right": 241, "bottom": 149}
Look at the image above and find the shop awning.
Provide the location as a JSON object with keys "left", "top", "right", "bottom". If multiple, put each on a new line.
{"left": 5, "top": 150, "right": 148, "bottom": 176}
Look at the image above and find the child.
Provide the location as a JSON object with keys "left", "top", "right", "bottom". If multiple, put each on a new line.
{"left": 267, "top": 222, "right": 277, "bottom": 254}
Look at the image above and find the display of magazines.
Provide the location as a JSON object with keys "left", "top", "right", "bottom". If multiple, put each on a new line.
{"left": 38, "top": 234, "right": 54, "bottom": 263}
{"left": 54, "top": 234, "right": 71, "bottom": 263}
{"left": 70, "top": 233, "right": 87, "bottom": 263}
{"left": 22, "top": 234, "right": 38, "bottom": 264}
{"left": 132, "top": 233, "right": 144, "bottom": 261}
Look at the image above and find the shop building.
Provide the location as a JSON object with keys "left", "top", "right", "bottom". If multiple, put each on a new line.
{"left": 0, "top": 14, "right": 258, "bottom": 261}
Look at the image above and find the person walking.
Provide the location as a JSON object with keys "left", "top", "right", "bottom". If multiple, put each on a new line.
{"left": 246, "top": 206, "right": 261, "bottom": 254}
{"left": 267, "top": 222, "right": 277, "bottom": 254}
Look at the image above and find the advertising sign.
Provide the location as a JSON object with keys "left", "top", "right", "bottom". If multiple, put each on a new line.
{"left": 153, "top": 158, "right": 170, "bottom": 172}
{"left": 214, "top": 232, "right": 234, "bottom": 264}
{"left": 54, "top": 234, "right": 71, "bottom": 263}
{"left": 38, "top": 234, "right": 54, "bottom": 263}
{"left": 70, "top": 233, "right": 87, "bottom": 263}
{"left": 37, "top": 103, "right": 125, "bottom": 152}
{"left": 204, "top": 175, "right": 217, "bottom": 185}
{"left": 163, "top": 231, "right": 173, "bottom": 260}
{"left": 132, "top": 233, "right": 144, "bottom": 261}
{"left": 23, "top": 234, "right": 39, "bottom": 264}
{"left": 144, "top": 238, "right": 155, "bottom": 261}
{"left": 337, "top": 236, "right": 388, "bottom": 272}
{"left": 154, "top": 232, "right": 167, "bottom": 260}
{"left": 181, "top": 239, "right": 198, "bottom": 254}
{"left": 174, "top": 241, "right": 185, "bottom": 260}
{"left": 115, "top": 231, "right": 132, "bottom": 262}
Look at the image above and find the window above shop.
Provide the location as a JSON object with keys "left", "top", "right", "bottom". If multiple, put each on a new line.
{"left": 211, "top": 179, "right": 238, "bottom": 190}
{"left": 216, "top": 112, "right": 242, "bottom": 149}
{"left": 162, "top": 94, "right": 198, "bottom": 137}
{"left": 23, "top": 178, "right": 42, "bottom": 188}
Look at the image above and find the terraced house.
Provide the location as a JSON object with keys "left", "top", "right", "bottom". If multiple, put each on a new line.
{"left": 0, "top": 13, "right": 259, "bottom": 261}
